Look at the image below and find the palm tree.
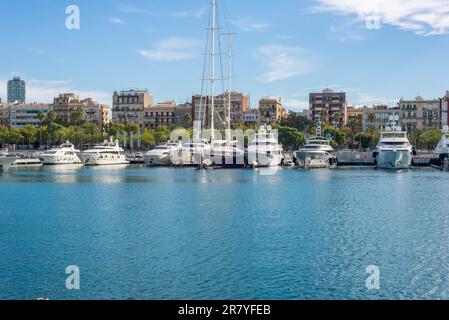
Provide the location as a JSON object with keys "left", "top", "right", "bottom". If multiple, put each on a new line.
{"left": 332, "top": 112, "right": 341, "bottom": 141}
{"left": 70, "top": 109, "right": 85, "bottom": 126}
{"left": 37, "top": 112, "right": 46, "bottom": 147}
{"left": 367, "top": 113, "right": 376, "bottom": 148}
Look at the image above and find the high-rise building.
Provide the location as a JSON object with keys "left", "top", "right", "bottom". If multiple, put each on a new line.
{"left": 309, "top": 89, "right": 347, "bottom": 127}
{"left": 112, "top": 90, "right": 153, "bottom": 128}
{"left": 7, "top": 77, "right": 26, "bottom": 103}
{"left": 259, "top": 97, "right": 288, "bottom": 124}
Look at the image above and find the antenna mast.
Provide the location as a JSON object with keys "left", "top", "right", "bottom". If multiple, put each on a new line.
{"left": 210, "top": 0, "right": 216, "bottom": 141}
{"left": 224, "top": 31, "right": 236, "bottom": 141}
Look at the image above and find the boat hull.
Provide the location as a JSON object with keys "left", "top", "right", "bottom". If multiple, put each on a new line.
{"left": 80, "top": 154, "right": 129, "bottom": 166}
{"left": 40, "top": 155, "right": 82, "bottom": 165}
{"left": 247, "top": 152, "right": 282, "bottom": 167}
{"left": 377, "top": 150, "right": 412, "bottom": 169}
{"left": 295, "top": 151, "right": 337, "bottom": 169}
{"left": 143, "top": 153, "right": 172, "bottom": 166}
{"left": 0, "top": 157, "right": 18, "bottom": 171}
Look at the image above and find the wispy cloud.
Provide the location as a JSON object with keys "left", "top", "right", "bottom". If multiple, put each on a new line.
{"left": 172, "top": 6, "right": 207, "bottom": 19}
{"left": 117, "top": 3, "right": 149, "bottom": 14}
{"left": 25, "top": 48, "right": 47, "bottom": 55}
{"left": 229, "top": 17, "right": 269, "bottom": 32}
{"left": 312, "top": 0, "right": 449, "bottom": 36}
{"left": 283, "top": 99, "right": 310, "bottom": 112}
{"left": 110, "top": 17, "right": 126, "bottom": 25}
{"left": 329, "top": 21, "right": 364, "bottom": 42}
{"left": 138, "top": 37, "right": 201, "bottom": 62}
{"left": 256, "top": 45, "right": 315, "bottom": 83}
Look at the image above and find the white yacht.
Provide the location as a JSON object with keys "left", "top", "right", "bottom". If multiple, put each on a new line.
{"left": 0, "top": 149, "right": 18, "bottom": 172}
{"left": 434, "top": 126, "right": 449, "bottom": 163}
{"left": 375, "top": 116, "right": 413, "bottom": 169}
{"left": 39, "top": 141, "right": 82, "bottom": 165}
{"left": 80, "top": 139, "right": 129, "bottom": 166}
{"left": 144, "top": 142, "right": 181, "bottom": 166}
{"left": 248, "top": 127, "right": 284, "bottom": 167}
{"left": 170, "top": 140, "right": 211, "bottom": 166}
{"left": 295, "top": 137, "right": 337, "bottom": 169}
{"left": 194, "top": 140, "right": 245, "bottom": 168}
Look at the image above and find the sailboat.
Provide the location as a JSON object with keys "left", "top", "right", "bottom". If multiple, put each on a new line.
{"left": 191, "top": 0, "right": 246, "bottom": 169}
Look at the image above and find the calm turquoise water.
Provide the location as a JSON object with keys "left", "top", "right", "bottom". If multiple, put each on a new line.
{"left": 1, "top": 166, "right": 449, "bottom": 300}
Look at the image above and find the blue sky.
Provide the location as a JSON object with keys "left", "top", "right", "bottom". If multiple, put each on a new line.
{"left": 1, "top": 0, "right": 449, "bottom": 111}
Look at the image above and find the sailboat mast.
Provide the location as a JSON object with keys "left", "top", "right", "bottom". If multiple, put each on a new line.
{"left": 226, "top": 32, "right": 235, "bottom": 141}
{"left": 210, "top": 0, "right": 216, "bottom": 141}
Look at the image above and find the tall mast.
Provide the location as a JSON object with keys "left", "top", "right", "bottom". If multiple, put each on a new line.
{"left": 210, "top": 0, "right": 216, "bottom": 141}
{"left": 224, "top": 31, "right": 236, "bottom": 141}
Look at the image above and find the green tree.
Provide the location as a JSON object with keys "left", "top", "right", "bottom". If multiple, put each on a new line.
{"left": 20, "top": 125, "right": 38, "bottom": 149}
{"left": 154, "top": 126, "right": 171, "bottom": 144}
{"left": 278, "top": 126, "right": 306, "bottom": 151}
{"left": 46, "top": 111, "right": 57, "bottom": 124}
{"left": 82, "top": 122, "right": 102, "bottom": 145}
{"left": 141, "top": 130, "right": 156, "bottom": 147}
{"left": 280, "top": 113, "right": 314, "bottom": 132}
{"left": 70, "top": 109, "right": 85, "bottom": 126}
{"left": 323, "top": 125, "right": 346, "bottom": 149}
{"left": 420, "top": 129, "right": 442, "bottom": 149}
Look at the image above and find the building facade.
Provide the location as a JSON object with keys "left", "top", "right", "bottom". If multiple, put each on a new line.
{"left": 8, "top": 103, "right": 50, "bottom": 128}
{"left": 192, "top": 92, "right": 249, "bottom": 129}
{"left": 242, "top": 109, "right": 260, "bottom": 126}
{"left": 362, "top": 106, "right": 397, "bottom": 131}
{"left": 80, "top": 98, "right": 110, "bottom": 129}
{"left": 309, "top": 89, "right": 347, "bottom": 127}
{"left": 398, "top": 96, "right": 439, "bottom": 132}
{"left": 0, "top": 103, "right": 9, "bottom": 126}
{"left": 439, "top": 91, "right": 449, "bottom": 129}
{"left": 259, "top": 97, "right": 288, "bottom": 124}
{"left": 7, "top": 77, "right": 26, "bottom": 103}
{"left": 112, "top": 90, "right": 153, "bottom": 128}
{"left": 143, "top": 101, "right": 193, "bottom": 129}
{"left": 52, "top": 93, "right": 109, "bottom": 128}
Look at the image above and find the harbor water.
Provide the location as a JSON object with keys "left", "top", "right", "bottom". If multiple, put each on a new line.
{"left": 1, "top": 166, "right": 449, "bottom": 300}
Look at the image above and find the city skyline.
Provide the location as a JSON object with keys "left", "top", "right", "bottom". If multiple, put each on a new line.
{"left": 1, "top": 0, "right": 449, "bottom": 110}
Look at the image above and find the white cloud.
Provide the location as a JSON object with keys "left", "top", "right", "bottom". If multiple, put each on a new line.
{"left": 117, "top": 3, "right": 149, "bottom": 14}
{"left": 0, "top": 78, "right": 110, "bottom": 105}
{"left": 256, "top": 45, "right": 315, "bottom": 83}
{"left": 312, "top": 0, "right": 449, "bottom": 36}
{"left": 229, "top": 17, "right": 269, "bottom": 32}
{"left": 110, "top": 17, "right": 126, "bottom": 25}
{"left": 172, "top": 7, "right": 207, "bottom": 19}
{"left": 329, "top": 21, "right": 364, "bottom": 42}
{"left": 138, "top": 37, "right": 201, "bottom": 62}
{"left": 283, "top": 99, "right": 310, "bottom": 112}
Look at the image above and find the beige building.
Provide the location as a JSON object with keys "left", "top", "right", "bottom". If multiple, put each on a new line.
{"left": 52, "top": 93, "right": 110, "bottom": 129}
{"left": 398, "top": 96, "right": 439, "bottom": 132}
{"left": 192, "top": 92, "right": 249, "bottom": 129}
{"left": 259, "top": 97, "right": 288, "bottom": 124}
{"left": 80, "top": 98, "right": 110, "bottom": 129}
{"left": 112, "top": 90, "right": 153, "bottom": 128}
{"left": 362, "top": 106, "right": 397, "bottom": 131}
{"left": 242, "top": 109, "right": 260, "bottom": 126}
{"left": 143, "top": 101, "right": 193, "bottom": 129}
{"left": 0, "top": 103, "right": 9, "bottom": 126}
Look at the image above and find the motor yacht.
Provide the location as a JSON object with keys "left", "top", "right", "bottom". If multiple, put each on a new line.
{"left": 80, "top": 139, "right": 129, "bottom": 166}
{"left": 39, "top": 141, "right": 82, "bottom": 165}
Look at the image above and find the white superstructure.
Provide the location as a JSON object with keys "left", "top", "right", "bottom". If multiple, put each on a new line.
{"left": 80, "top": 139, "right": 129, "bottom": 166}
{"left": 0, "top": 149, "right": 18, "bottom": 172}
{"left": 375, "top": 115, "right": 413, "bottom": 170}
{"left": 295, "top": 137, "right": 337, "bottom": 169}
{"left": 170, "top": 140, "right": 211, "bottom": 166}
{"left": 434, "top": 126, "right": 449, "bottom": 162}
{"left": 40, "top": 141, "right": 82, "bottom": 165}
{"left": 248, "top": 127, "right": 284, "bottom": 167}
{"left": 144, "top": 142, "right": 181, "bottom": 166}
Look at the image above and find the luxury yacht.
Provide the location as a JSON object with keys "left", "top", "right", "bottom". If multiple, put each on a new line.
{"left": 247, "top": 128, "right": 284, "bottom": 167}
{"left": 375, "top": 118, "right": 413, "bottom": 169}
{"left": 194, "top": 140, "right": 245, "bottom": 168}
{"left": 39, "top": 141, "right": 82, "bottom": 165}
{"left": 434, "top": 126, "right": 449, "bottom": 163}
{"left": 170, "top": 140, "right": 211, "bottom": 166}
{"left": 144, "top": 142, "right": 182, "bottom": 166}
{"left": 295, "top": 137, "right": 337, "bottom": 169}
{"left": 0, "top": 149, "right": 18, "bottom": 172}
{"left": 79, "top": 139, "right": 129, "bottom": 166}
